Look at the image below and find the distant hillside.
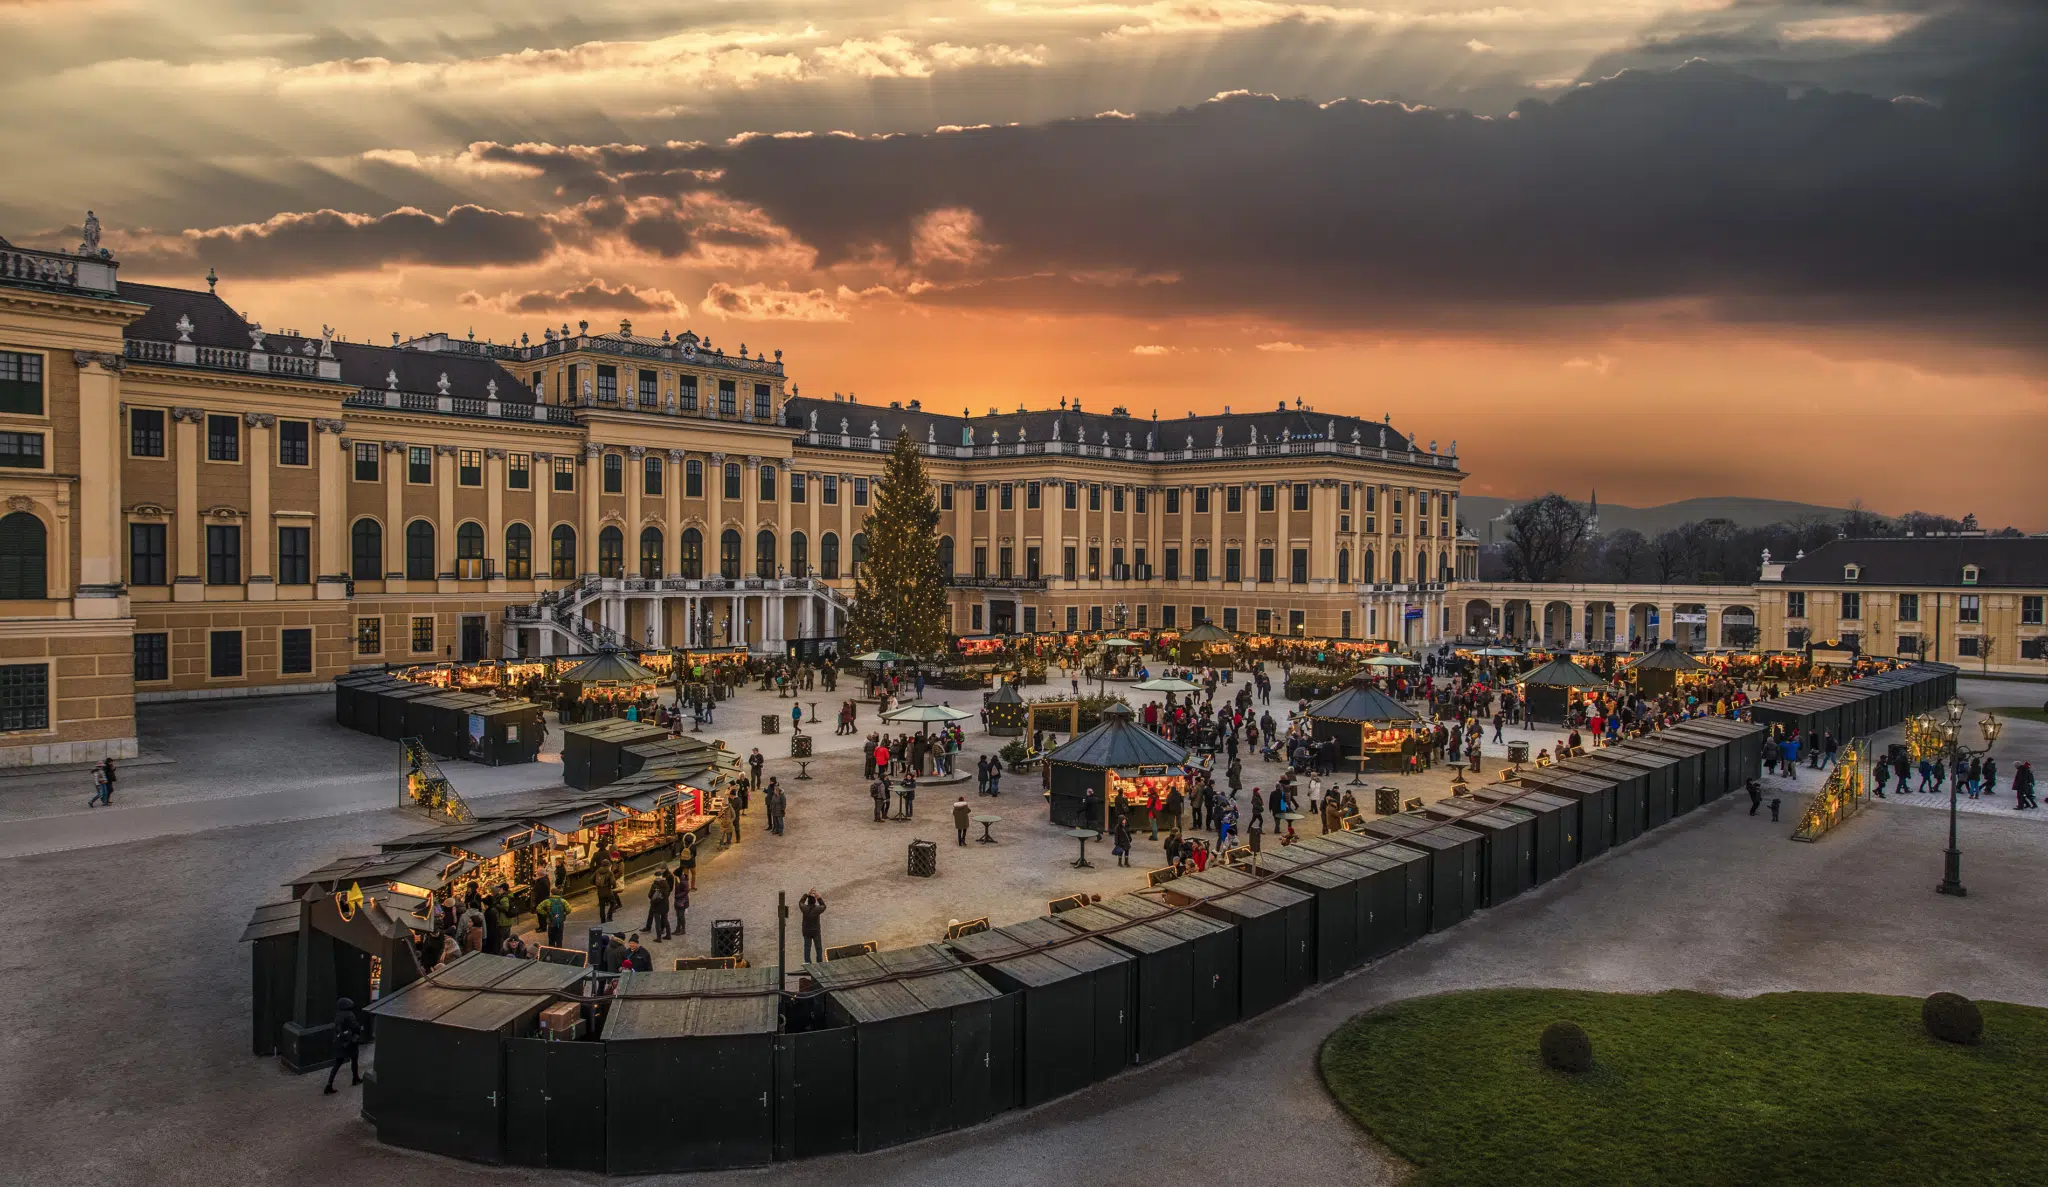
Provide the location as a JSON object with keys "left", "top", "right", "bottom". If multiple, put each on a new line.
{"left": 1461, "top": 495, "right": 1856, "bottom": 542}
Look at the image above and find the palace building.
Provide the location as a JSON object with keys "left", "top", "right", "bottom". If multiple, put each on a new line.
{"left": 0, "top": 229, "right": 1472, "bottom": 766}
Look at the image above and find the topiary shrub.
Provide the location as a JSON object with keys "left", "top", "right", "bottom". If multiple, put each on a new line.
{"left": 1539, "top": 1020, "right": 1594, "bottom": 1074}
{"left": 1922, "top": 992, "right": 1984, "bottom": 1046}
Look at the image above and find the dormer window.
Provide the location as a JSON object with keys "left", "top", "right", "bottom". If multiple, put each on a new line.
{"left": 1843, "top": 564, "right": 1859, "bottom": 582}
{"left": 1962, "top": 565, "right": 1979, "bottom": 585}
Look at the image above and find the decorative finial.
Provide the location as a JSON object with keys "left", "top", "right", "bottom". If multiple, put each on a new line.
{"left": 620, "top": 318, "right": 633, "bottom": 337}
{"left": 174, "top": 314, "right": 194, "bottom": 343}
{"left": 577, "top": 320, "right": 588, "bottom": 336}
{"left": 386, "top": 369, "right": 399, "bottom": 391}
{"left": 436, "top": 371, "right": 450, "bottom": 395}
{"left": 486, "top": 378, "right": 498, "bottom": 399}
{"left": 206, "top": 266, "right": 218, "bottom": 293}
{"left": 248, "top": 322, "right": 265, "bottom": 350}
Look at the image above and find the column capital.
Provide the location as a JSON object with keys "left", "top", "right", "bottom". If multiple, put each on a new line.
{"left": 668, "top": 449, "right": 686, "bottom": 464}
{"left": 628, "top": 445, "right": 647, "bottom": 459}
{"left": 243, "top": 411, "right": 276, "bottom": 429}
{"left": 313, "top": 417, "right": 347, "bottom": 434}
{"left": 434, "top": 444, "right": 458, "bottom": 457}
{"left": 382, "top": 440, "right": 407, "bottom": 453}
{"left": 484, "top": 447, "right": 508, "bottom": 460}
{"left": 72, "top": 350, "right": 125, "bottom": 372}
{"left": 171, "top": 407, "right": 206, "bottom": 424}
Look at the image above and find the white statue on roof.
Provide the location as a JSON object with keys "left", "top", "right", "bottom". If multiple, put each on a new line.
{"left": 1249, "top": 425, "right": 1258, "bottom": 445}
{"left": 80, "top": 210, "right": 101, "bottom": 255}
{"left": 1100, "top": 429, "right": 1109, "bottom": 445}
{"left": 992, "top": 429, "right": 1002, "bottom": 445}
{"left": 839, "top": 416, "right": 849, "bottom": 435}
{"left": 1185, "top": 434, "right": 1193, "bottom": 450}
{"left": 1123, "top": 431, "right": 1131, "bottom": 449}
{"left": 809, "top": 409, "right": 818, "bottom": 432}
{"left": 386, "top": 369, "right": 398, "bottom": 391}
{"left": 1051, "top": 417, "right": 1060, "bottom": 441}
{"left": 926, "top": 423, "right": 935, "bottom": 444}
{"left": 1327, "top": 419, "right": 1334, "bottom": 440}
{"left": 1378, "top": 426, "right": 1386, "bottom": 447}
{"left": 174, "top": 314, "right": 193, "bottom": 343}
{"left": 1351, "top": 426, "right": 1360, "bottom": 444}
{"left": 321, "top": 325, "right": 335, "bottom": 357}
{"left": 1214, "top": 425, "right": 1223, "bottom": 447}
{"left": 1145, "top": 429, "right": 1153, "bottom": 449}
{"left": 965, "top": 425, "right": 975, "bottom": 446}
{"left": 486, "top": 379, "right": 498, "bottom": 399}
{"left": 868, "top": 420, "right": 879, "bottom": 437}
{"left": 436, "top": 372, "right": 451, "bottom": 395}
{"left": 1281, "top": 428, "right": 1290, "bottom": 443}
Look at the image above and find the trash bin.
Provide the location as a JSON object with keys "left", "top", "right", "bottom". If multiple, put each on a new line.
{"left": 1374, "top": 786, "right": 1401, "bottom": 816}
{"left": 791, "top": 733, "right": 813, "bottom": 758}
{"left": 761, "top": 714, "right": 780, "bottom": 735}
{"left": 908, "top": 840, "right": 938, "bottom": 878}
{"left": 711, "top": 919, "right": 745, "bottom": 958}
{"left": 1507, "top": 740, "right": 1531, "bottom": 765}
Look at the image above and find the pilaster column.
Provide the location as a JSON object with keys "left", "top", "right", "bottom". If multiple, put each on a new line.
{"left": 314, "top": 421, "right": 347, "bottom": 597}
{"left": 952, "top": 482, "right": 969, "bottom": 578}
{"left": 580, "top": 443, "right": 601, "bottom": 576}
{"left": 1276, "top": 483, "right": 1291, "bottom": 587}
{"left": 485, "top": 448, "right": 507, "bottom": 593}
{"left": 435, "top": 445, "right": 457, "bottom": 589}
{"left": 1208, "top": 485, "right": 1222, "bottom": 590}
{"left": 532, "top": 451, "right": 552, "bottom": 586}
{"left": 1178, "top": 487, "right": 1192, "bottom": 586}
{"left": 836, "top": 473, "right": 851, "bottom": 580}
{"left": 245, "top": 412, "right": 276, "bottom": 600}
{"left": 774, "top": 457, "right": 790, "bottom": 578}
{"left": 1013, "top": 480, "right": 1026, "bottom": 581}
{"left": 666, "top": 451, "right": 684, "bottom": 577}
{"left": 707, "top": 453, "right": 726, "bottom": 574}
{"left": 1570, "top": 600, "right": 1588, "bottom": 647}
{"left": 172, "top": 408, "right": 204, "bottom": 600}
{"left": 805, "top": 470, "right": 819, "bottom": 579}
{"left": 1045, "top": 480, "right": 1063, "bottom": 583}
{"left": 626, "top": 445, "right": 645, "bottom": 575}
{"left": 742, "top": 455, "right": 761, "bottom": 578}
{"left": 72, "top": 353, "right": 123, "bottom": 614}
{"left": 382, "top": 440, "right": 406, "bottom": 583}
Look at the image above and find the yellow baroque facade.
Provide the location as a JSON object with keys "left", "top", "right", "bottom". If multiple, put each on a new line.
{"left": 0, "top": 233, "right": 1474, "bottom": 765}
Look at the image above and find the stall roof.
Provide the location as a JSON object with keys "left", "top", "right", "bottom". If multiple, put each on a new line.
{"left": 804, "top": 953, "right": 940, "bottom": 1023}
{"left": 1171, "top": 866, "right": 1311, "bottom": 916}
{"left": 605, "top": 967, "right": 781, "bottom": 1039}
{"left": 560, "top": 650, "right": 659, "bottom": 685}
{"left": 950, "top": 927, "right": 1085, "bottom": 990}
{"left": 1051, "top": 904, "right": 1178, "bottom": 954}
{"left": 1257, "top": 844, "right": 1372, "bottom": 889}
{"left": 1304, "top": 676, "right": 1419, "bottom": 724}
{"left": 533, "top": 800, "right": 620, "bottom": 834}
{"left": 1044, "top": 703, "right": 1191, "bottom": 769}
{"left": 988, "top": 682, "right": 1025, "bottom": 704}
{"left": 1094, "top": 893, "right": 1235, "bottom": 942}
{"left": 1003, "top": 917, "right": 1131, "bottom": 976}
{"left": 240, "top": 901, "right": 299, "bottom": 943}
{"left": 1630, "top": 642, "right": 1709, "bottom": 672}
{"left": 1178, "top": 623, "right": 1236, "bottom": 643}
{"left": 870, "top": 944, "right": 1003, "bottom": 1010}
{"left": 1518, "top": 657, "right": 1610, "bottom": 688}
{"left": 287, "top": 849, "right": 460, "bottom": 893}
{"left": 366, "top": 952, "right": 586, "bottom": 1031}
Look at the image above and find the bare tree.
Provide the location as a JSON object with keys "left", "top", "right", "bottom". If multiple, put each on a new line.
{"left": 1503, "top": 494, "right": 1591, "bottom": 582}
{"left": 1602, "top": 529, "right": 1648, "bottom": 581}
{"left": 1650, "top": 529, "right": 1689, "bottom": 583}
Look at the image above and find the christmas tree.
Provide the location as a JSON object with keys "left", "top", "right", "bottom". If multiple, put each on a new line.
{"left": 845, "top": 430, "right": 950, "bottom": 659}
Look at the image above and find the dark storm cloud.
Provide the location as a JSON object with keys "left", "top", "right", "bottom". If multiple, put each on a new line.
{"left": 136, "top": 203, "right": 555, "bottom": 277}
{"left": 465, "top": 277, "right": 681, "bottom": 315}
{"left": 634, "top": 61, "right": 2045, "bottom": 332}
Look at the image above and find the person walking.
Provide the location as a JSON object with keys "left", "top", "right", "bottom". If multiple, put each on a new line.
{"left": 323, "top": 998, "right": 364, "bottom": 1095}
{"left": 799, "top": 890, "right": 826, "bottom": 963}
{"left": 899, "top": 773, "right": 917, "bottom": 820}
{"left": 1982, "top": 756, "right": 1999, "bottom": 795}
{"left": 1112, "top": 815, "right": 1134, "bottom": 867}
{"left": 954, "top": 795, "right": 972, "bottom": 846}
{"left": 1747, "top": 777, "right": 1763, "bottom": 816}
{"left": 88, "top": 764, "right": 111, "bottom": 807}
{"left": 677, "top": 832, "right": 697, "bottom": 891}
{"left": 539, "top": 888, "right": 569, "bottom": 950}
{"left": 2013, "top": 761, "right": 2036, "bottom": 810}
{"left": 1917, "top": 756, "right": 1934, "bottom": 793}
{"left": 748, "top": 748, "right": 765, "bottom": 794}
{"left": 988, "top": 762, "right": 1002, "bottom": 797}
{"left": 646, "top": 869, "right": 673, "bottom": 942}
{"left": 594, "top": 863, "right": 619, "bottom": 924}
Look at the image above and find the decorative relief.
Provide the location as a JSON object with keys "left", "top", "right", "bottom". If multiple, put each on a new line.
{"left": 484, "top": 448, "right": 507, "bottom": 460}
{"left": 243, "top": 412, "right": 276, "bottom": 428}
{"left": 434, "top": 444, "right": 458, "bottom": 457}
{"left": 383, "top": 440, "right": 408, "bottom": 453}
{"left": 6, "top": 496, "right": 35, "bottom": 513}
{"left": 313, "top": 418, "right": 347, "bottom": 434}
{"left": 171, "top": 407, "right": 206, "bottom": 424}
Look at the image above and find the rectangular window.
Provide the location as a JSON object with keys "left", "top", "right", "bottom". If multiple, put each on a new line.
{"left": 455, "top": 448, "right": 482, "bottom": 487}
{"left": 0, "top": 663, "right": 49, "bottom": 730}
{"left": 1786, "top": 591, "right": 1806, "bottom": 618}
{"left": 2023, "top": 596, "right": 2043, "bottom": 625}
{"left": 1291, "top": 548, "right": 1308, "bottom": 584}
{"left": 854, "top": 478, "right": 869, "bottom": 506}
{"left": 207, "top": 414, "right": 239, "bottom": 462}
{"left": 1064, "top": 483, "right": 1077, "bottom": 510}
{"left": 1063, "top": 546, "right": 1077, "bottom": 581}
{"left": 1957, "top": 636, "right": 1980, "bottom": 657}
{"left": 821, "top": 475, "right": 837, "bottom": 504}
{"left": 1419, "top": 492, "right": 1431, "bottom": 516}
{"left": 1226, "top": 487, "right": 1242, "bottom": 514}
{"left": 1192, "top": 605, "right": 1207, "bottom": 627}
{"left": 973, "top": 547, "right": 988, "bottom": 579}
{"left": 643, "top": 455, "right": 663, "bottom": 497}
{"left": 1959, "top": 595, "right": 1980, "bottom": 624}
{"left": 1193, "top": 548, "right": 1210, "bottom": 582}
{"left": 596, "top": 365, "right": 618, "bottom": 403}
{"left": 718, "top": 379, "right": 736, "bottom": 416}
{"left": 130, "top": 408, "right": 166, "bottom": 457}
{"left": 1112, "top": 487, "right": 1125, "bottom": 513}
{"left": 0, "top": 350, "right": 43, "bottom": 415}
{"left": 1026, "top": 546, "right": 1041, "bottom": 580}
{"left": 1897, "top": 593, "right": 1919, "bottom": 622}
{"left": 530, "top": 370, "right": 543, "bottom": 397}
{"left": 789, "top": 472, "right": 806, "bottom": 503}
{"left": 1164, "top": 548, "right": 1180, "bottom": 581}
{"left": 1225, "top": 548, "right": 1242, "bottom": 583}
{"left": 971, "top": 604, "right": 983, "bottom": 632}
{"left": 1366, "top": 487, "right": 1377, "bottom": 512}
{"left": 724, "top": 463, "right": 742, "bottom": 500}
{"left": 999, "top": 547, "right": 1013, "bottom": 579}
{"left": 208, "top": 630, "right": 243, "bottom": 679}
{"left": 411, "top": 615, "right": 435, "bottom": 653}
{"left": 759, "top": 464, "right": 776, "bottom": 502}
{"left": 1222, "top": 607, "right": 1238, "bottom": 632}
{"left": 553, "top": 456, "right": 575, "bottom": 492}
{"left": 1162, "top": 604, "right": 1177, "bottom": 629}
{"left": 1110, "top": 547, "right": 1125, "bottom": 579}
{"left": 129, "top": 523, "right": 167, "bottom": 586}
{"left": 1137, "top": 604, "right": 1148, "bottom": 629}
{"left": 602, "top": 453, "right": 623, "bottom": 494}
{"left": 1259, "top": 485, "right": 1275, "bottom": 512}
{"left": 0, "top": 431, "right": 45, "bottom": 469}
{"left": 133, "top": 633, "right": 169, "bottom": 682}
{"left": 1341, "top": 610, "right": 1353, "bottom": 639}
{"left": 1339, "top": 485, "right": 1352, "bottom": 511}
{"left": 1087, "top": 547, "right": 1101, "bottom": 581}
{"left": 1258, "top": 548, "right": 1275, "bottom": 583}
{"left": 1088, "top": 485, "right": 1102, "bottom": 512}
{"left": 1000, "top": 483, "right": 1014, "bottom": 512}
{"left": 277, "top": 420, "right": 310, "bottom": 467}
{"left": 1090, "top": 605, "right": 1103, "bottom": 631}
{"left": 1340, "top": 515, "right": 1351, "bottom": 533}
{"left": 638, "top": 369, "right": 657, "bottom": 406}
{"left": 1897, "top": 634, "right": 1920, "bottom": 656}
{"left": 502, "top": 452, "right": 528, "bottom": 490}
{"left": 1841, "top": 591, "right": 1861, "bottom": 620}
{"left": 280, "top": 627, "right": 313, "bottom": 675}
{"left": 1135, "top": 489, "right": 1147, "bottom": 515}
{"left": 277, "top": 527, "right": 310, "bottom": 585}
{"left": 686, "top": 459, "right": 704, "bottom": 498}
{"left": 1066, "top": 605, "right": 1079, "bottom": 632}
{"left": 1194, "top": 487, "right": 1210, "bottom": 514}
{"left": 408, "top": 446, "right": 432, "bottom": 485}
{"left": 354, "top": 442, "right": 380, "bottom": 482}
{"left": 1027, "top": 482, "right": 1041, "bottom": 510}
{"left": 974, "top": 484, "right": 987, "bottom": 512}
{"left": 205, "top": 524, "right": 241, "bottom": 585}
{"left": 1024, "top": 606, "right": 1038, "bottom": 633}
{"left": 1165, "top": 489, "right": 1179, "bottom": 515}
{"left": 1786, "top": 627, "right": 1809, "bottom": 649}
{"left": 1289, "top": 609, "right": 1306, "bottom": 635}
{"left": 1292, "top": 483, "right": 1309, "bottom": 512}
{"left": 1257, "top": 609, "right": 1272, "bottom": 635}
{"left": 679, "top": 376, "right": 698, "bottom": 413}
{"left": 753, "top": 384, "right": 771, "bottom": 420}
{"left": 356, "top": 616, "right": 382, "bottom": 656}
{"left": 940, "top": 484, "right": 954, "bottom": 511}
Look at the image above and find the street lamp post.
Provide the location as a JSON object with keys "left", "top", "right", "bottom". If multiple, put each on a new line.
{"left": 1934, "top": 696, "right": 2003, "bottom": 898}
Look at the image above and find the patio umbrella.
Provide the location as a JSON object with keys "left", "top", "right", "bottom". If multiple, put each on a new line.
{"left": 1099, "top": 638, "right": 1143, "bottom": 648}
{"left": 1133, "top": 676, "right": 1202, "bottom": 693}
{"left": 1471, "top": 647, "right": 1522, "bottom": 658}
{"left": 852, "top": 649, "right": 909, "bottom": 664}
{"left": 880, "top": 700, "right": 973, "bottom": 736}
{"left": 1367, "top": 655, "right": 1420, "bottom": 668}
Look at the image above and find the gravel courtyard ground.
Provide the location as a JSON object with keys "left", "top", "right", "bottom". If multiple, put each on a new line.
{"left": 0, "top": 674, "right": 2040, "bottom": 1187}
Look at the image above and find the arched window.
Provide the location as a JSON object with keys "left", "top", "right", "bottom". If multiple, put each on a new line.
{"left": 597, "top": 526, "right": 624, "bottom": 578}
{"left": 851, "top": 532, "right": 869, "bottom": 577}
{"left": 756, "top": 529, "right": 777, "bottom": 578}
{"left": 1389, "top": 549, "right": 1402, "bottom": 584}
{"left": 639, "top": 527, "right": 663, "bottom": 578}
{"left": 789, "top": 531, "right": 808, "bottom": 579}
{"left": 550, "top": 525, "right": 576, "bottom": 579}
{"left": 1337, "top": 548, "right": 1350, "bottom": 586}
{"left": 938, "top": 536, "right": 955, "bottom": 576}
{"left": 455, "top": 522, "right": 485, "bottom": 580}
{"left": 680, "top": 528, "right": 703, "bottom": 579}
{"left": 1362, "top": 549, "right": 1375, "bottom": 584}
{"left": 350, "top": 518, "right": 383, "bottom": 581}
{"left": 0, "top": 511, "right": 46, "bottom": 599}
{"left": 820, "top": 532, "right": 840, "bottom": 580}
{"left": 405, "top": 521, "right": 435, "bottom": 581}
{"left": 504, "top": 524, "right": 532, "bottom": 580}
{"left": 719, "top": 529, "right": 741, "bottom": 580}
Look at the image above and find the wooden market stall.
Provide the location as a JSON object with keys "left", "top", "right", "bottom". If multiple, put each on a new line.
{"left": 1516, "top": 656, "right": 1611, "bottom": 726}
{"left": 1302, "top": 674, "right": 1423, "bottom": 774}
{"left": 1040, "top": 702, "right": 1192, "bottom": 828}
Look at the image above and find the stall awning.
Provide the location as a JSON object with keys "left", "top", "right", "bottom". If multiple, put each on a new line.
{"left": 533, "top": 802, "right": 620, "bottom": 835}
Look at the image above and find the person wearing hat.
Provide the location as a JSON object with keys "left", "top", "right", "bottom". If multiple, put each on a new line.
{"left": 323, "top": 998, "right": 363, "bottom": 1095}
{"left": 625, "top": 934, "right": 653, "bottom": 972}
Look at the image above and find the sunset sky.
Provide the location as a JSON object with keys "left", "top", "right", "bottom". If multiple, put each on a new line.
{"left": 4, "top": 0, "right": 2042, "bottom": 526}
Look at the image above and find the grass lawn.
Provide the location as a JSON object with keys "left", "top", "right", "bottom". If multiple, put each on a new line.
{"left": 1982, "top": 703, "right": 2048, "bottom": 726}
{"left": 1320, "top": 989, "right": 2047, "bottom": 1187}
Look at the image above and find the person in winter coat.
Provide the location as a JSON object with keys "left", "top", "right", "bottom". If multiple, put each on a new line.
{"left": 799, "top": 890, "right": 827, "bottom": 963}
{"left": 539, "top": 890, "right": 570, "bottom": 950}
{"left": 323, "top": 998, "right": 363, "bottom": 1094}
{"left": 954, "top": 796, "right": 972, "bottom": 845}
{"left": 645, "top": 870, "right": 673, "bottom": 941}
{"left": 1112, "top": 816, "right": 1134, "bottom": 867}
{"left": 2013, "top": 761, "right": 2036, "bottom": 809}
